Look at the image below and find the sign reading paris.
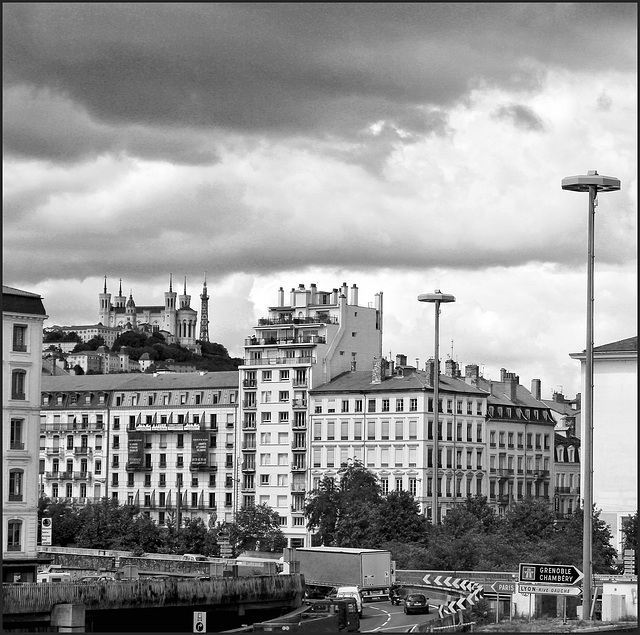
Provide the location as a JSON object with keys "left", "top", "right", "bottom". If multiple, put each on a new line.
{"left": 519, "top": 563, "right": 583, "bottom": 585}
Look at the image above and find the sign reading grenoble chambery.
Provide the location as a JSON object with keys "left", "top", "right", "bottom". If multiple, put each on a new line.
{"left": 519, "top": 563, "right": 583, "bottom": 585}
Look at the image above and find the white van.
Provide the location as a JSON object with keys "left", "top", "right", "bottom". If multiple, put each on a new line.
{"left": 333, "top": 586, "right": 364, "bottom": 617}
{"left": 37, "top": 571, "right": 72, "bottom": 583}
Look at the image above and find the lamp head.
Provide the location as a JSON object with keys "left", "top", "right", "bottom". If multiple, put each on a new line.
{"left": 562, "top": 170, "right": 621, "bottom": 193}
{"left": 418, "top": 291, "right": 456, "bottom": 304}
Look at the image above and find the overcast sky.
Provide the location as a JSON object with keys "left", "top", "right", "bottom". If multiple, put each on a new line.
{"left": 3, "top": 3, "right": 637, "bottom": 398}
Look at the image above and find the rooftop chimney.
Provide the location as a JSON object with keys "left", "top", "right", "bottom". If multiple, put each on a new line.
{"left": 350, "top": 283, "right": 358, "bottom": 306}
{"left": 372, "top": 357, "right": 383, "bottom": 384}
{"left": 425, "top": 358, "right": 435, "bottom": 387}
{"left": 464, "top": 364, "right": 479, "bottom": 384}
{"left": 531, "top": 379, "right": 541, "bottom": 401}
{"left": 396, "top": 354, "right": 407, "bottom": 367}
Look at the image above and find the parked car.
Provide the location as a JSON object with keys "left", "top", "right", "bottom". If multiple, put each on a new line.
{"left": 404, "top": 593, "right": 429, "bottom": 615}
{"left": 182, "top": 554, "right": 209, "bottom": 562}
{"left": 77, "top": 574, "right": 117, "bottom": 583}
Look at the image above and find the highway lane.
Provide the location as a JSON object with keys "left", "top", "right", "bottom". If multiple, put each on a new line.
{"left": 360, "top": 599, "right": 440, "bottom": 632}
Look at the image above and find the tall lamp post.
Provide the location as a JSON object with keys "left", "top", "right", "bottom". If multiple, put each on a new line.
{"left": 561, "top": 170, "right": 620, "bottom": 620}
{"left": 418, "top": 290, "right": 456, "bottom": 524}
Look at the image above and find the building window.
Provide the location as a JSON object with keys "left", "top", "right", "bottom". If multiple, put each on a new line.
{"left": 10, "top": 419, "right": 24, "bottom": 450}
{"left": 380, "top": 478, "right": 389, "bottom": 495}
{"left": 11, "top": 370, "right": 26, "bottom": 400}
{"left": 13, "top": 324, "right": 28, "bottom": 352}
{"left": 341, "top": 400, "right": 349, "bottom": 413}
{"left": 9, "top": 469, "right": 24, "bottom": 501}
{"left": 382, "top": 399, "right": 390, "bottom": 412}
{"left": 95, "top": 460, "right": 102, "bottom": 474}
{"left": 355, "top": 400, "right": 363, "bottom": 413}
{"left": 7, "top": 520, "right": 22, "bottom": 551}
{"left": 367, "top": 399, "right": 376, "bottom": 413}
{"left": 396, "top": 398, "right": 404, "bottom": 412}
{"left": 127, "top": 473, "right": 135, "bottom": 487}
{"left": 409, "top": 398, "right": 418, "bottom": 412}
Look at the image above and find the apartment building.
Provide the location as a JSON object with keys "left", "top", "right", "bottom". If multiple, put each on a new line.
{"left": 570, "top": 335, "right": 637, "bottom": 554}
{"left": 239, "top": 282, "right": 383, "bottom": 547}
{"left": 39, "top": 372, "right": 239, "bottom": 527}
{"left": 309, "top": 356, "right": 489, "bottom": 523}
{"left": 471, "top": 367, "right": 556, "bottom": 515}
{"left": 3, "top": 286, "right": 48, "bottom": 583}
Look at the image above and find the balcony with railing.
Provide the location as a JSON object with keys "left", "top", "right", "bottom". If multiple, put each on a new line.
{"left": 292, "top": 399, "right": 307, "bottom": 409}
{"left": 533, "top": 470, "right": 550, "bottom": 480}
{"left": 241, "top": 462, "right": 256, "bottom": 472}
{"left": 291, "top": 444, "right": 306, "bottom": 452}
{"left": 243, "top": 356, "right": 316, "bottom": 366}
{"left": 44, "top": 471, "right": 73, "bottom": 480}
{"left": 291, "top": 483, "right": 306, "bottom": 493}
{"left": 189, "top": 462, "right": 217, "bottom": 471}
{"left": 257, "top": 314, "right": 338, "bottom": 326}
{"left": 291, "top": 462, "right": 306, "bottom": 472}
{"left": 242, "top": 400, "right": 257, "bottom": 410}
{"left": 497, "top": 469, "right": 514, "bottom": 479}
{"left": 125, "top": 462, "right": 153, "bottom": 471}
{"left": 74, "top": 447, "right": 91, "bottom": 456}
{"left": 9, "top": 442, "right": 25, "bottom": 451}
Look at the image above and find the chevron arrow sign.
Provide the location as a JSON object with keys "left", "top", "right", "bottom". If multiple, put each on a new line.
{"left": 423, "top": 574, "right": 431, "bottom": 584}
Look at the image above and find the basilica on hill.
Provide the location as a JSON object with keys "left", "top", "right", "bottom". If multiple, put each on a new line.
{"left": 98, "top": 275, "right": 202, "bottom": 351}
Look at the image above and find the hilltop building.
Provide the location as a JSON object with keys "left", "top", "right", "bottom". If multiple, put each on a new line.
{"left": 3, "top": 285, "right": 48, "bottom": 582}
{"left": 98, "top": 275, "right": 199, "bottom": 351}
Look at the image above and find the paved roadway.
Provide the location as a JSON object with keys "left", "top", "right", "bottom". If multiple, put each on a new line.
{"left": 360, "top": 598, "right": 441, "bottom": 632}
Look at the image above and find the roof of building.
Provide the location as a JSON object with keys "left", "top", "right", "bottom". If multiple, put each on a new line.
{"left": 41, "top": 371, "right": 239, "bottom": 392}
{"left": 310, "top": 368, "right": 488, "bottom": 395}
{"left": 594, "top": 336, "right": 637, "bottom": 353}
{"left": 3, "top": 285, "right": 47, "bottom": 316}
{"left": 475, "top": 377, "right": 549, "bottom": 408}
{"left": 571, "top": 336, "right": 637, "bottom": 358}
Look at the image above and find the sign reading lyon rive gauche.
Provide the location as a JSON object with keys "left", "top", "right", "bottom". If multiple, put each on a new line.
{"left": 519, "top": 563, "right": 583, "bottom": 585}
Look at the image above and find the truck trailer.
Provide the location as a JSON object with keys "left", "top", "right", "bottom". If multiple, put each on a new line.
{"left": 292, "top": 546, "right": 394, "bottom": 602}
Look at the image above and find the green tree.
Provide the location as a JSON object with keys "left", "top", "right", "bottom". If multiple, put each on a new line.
{"left": 462, "top": 495, "right": 499, "bottom": 532}
{"left": 621, "top": 512, "right": 637, "bottom": 551}
{"left": 175, "top": 517, "right": 209, "bottom": 555}
{"left": 503, "top": 497, "right": 556, "bottom": 540}
{"left": 305, "top": 476, "right": 341, "bottom": 545}
{"left": 372, "top": 490, "right": 429, "bottom": 545}
{"left": 38, "top": 498, "right": 80, "bottom": 547}
{"left": 229, "top": 504, "right": 287, "bottom": 553}
{"left": 305, "top": 461, "right": 382, "bottom": 547}
{"left": 74, "top": 499, "right": 140, "bottom": 549}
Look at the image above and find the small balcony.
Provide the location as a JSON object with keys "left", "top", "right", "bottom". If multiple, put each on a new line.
{"left": 291, "top": 463, "right": 306, "bottom": 472}
{"left": 292, "top": 399, "right": 307, "bottom": 409}
{"left": 74, "top": 447, "right": 91, "bottom": 455}
{"left": 243, "top": 379, "right": 257, "bottom": 388}
{"left": 242, "top": 401, "right": 257, "bottom": 410}
{"left": 496, "top": 495, "right": 510, "bottom": 505}
{"left": 241, "top": 462, "right": 256, "bottom": 472}
{"left": 497, "top": 469, "right": 514, "bottom": 479}
{"left": 291, "top": 444, "right": 306, "bottom": 452}
{"left": 291, "top": 483, "right": 306, "bottom": 493}
{"left": 190, "top": 462, "right": 217, "bottom": 471}
{"left": 126, "top": 462, "right": 153, "bottom": 471}
{"left": 9, "top": 442, "right": 25, "bottom": 451}
{"left": 45, "top": 471, "right": 73, "bottom": 480}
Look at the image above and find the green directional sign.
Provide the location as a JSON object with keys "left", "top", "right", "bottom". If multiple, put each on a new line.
{"left": 519, "top": 563, "right": 583, "bottom": 585}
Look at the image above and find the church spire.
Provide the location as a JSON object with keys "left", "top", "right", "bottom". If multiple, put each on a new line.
{"left": 169, "top": 273, "right": 173, "bottom": 292}
{"left": 184, "top": 276, "right": 187, "bottom": 294}
{"left": 119, "top": 278, "right": 123, "bottom": 296}
{"left": 200, "top": 271, "right": 210, "bottom": 343}
{"left": 104, "top": 275, "right": 107, "bottom": 293}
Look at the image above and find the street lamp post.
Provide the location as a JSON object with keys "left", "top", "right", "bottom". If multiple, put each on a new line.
{"left": 418, "top": 290, "right": 456, "bottom": 524}
{"left": 562, "top": 170, "right": 620, "bottom": 620}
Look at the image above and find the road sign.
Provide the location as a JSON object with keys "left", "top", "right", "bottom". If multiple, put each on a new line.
{"left": 41, "top": 518, "right": 52, "bottom": 546}
{"left": 518, "top": 583, "right": 582, "bottom": 596}
{"left": 491, "top": 581, "right": 516, "bottom": 594}
{"left": 193, "top": 611, "right": 206, "bottom": 632}
{"left": 519, "top": 563, "right": 583, "bottom": 585}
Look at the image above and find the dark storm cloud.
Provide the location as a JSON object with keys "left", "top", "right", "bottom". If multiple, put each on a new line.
{"left": 3, "top": 3, "right": 636, "bottom": 163}
{"left": 492, "top": 103, "right": 545, "bottom": 131}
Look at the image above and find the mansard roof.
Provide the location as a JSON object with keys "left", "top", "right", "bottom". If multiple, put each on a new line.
{"left": 2, "top": 285, "right": 47, "bottom": 316}
{"left": 310, "top": 369, "right": 488, "bottom": 396}
{"left": 42, "top": 371, "right": 239, "bottom": 393}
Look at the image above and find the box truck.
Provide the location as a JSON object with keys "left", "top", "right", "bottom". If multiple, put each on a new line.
{"left": 292, "top": 547, "right": 394, "bottom": 602}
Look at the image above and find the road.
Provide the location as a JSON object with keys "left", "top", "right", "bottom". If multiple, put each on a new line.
{"left": 360, "top": 599, "right": 440, "bottom": 632}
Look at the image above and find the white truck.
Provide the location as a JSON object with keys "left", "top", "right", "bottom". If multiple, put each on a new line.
{"left": 292, "top": 546, "right": 394, "bottom": 602}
